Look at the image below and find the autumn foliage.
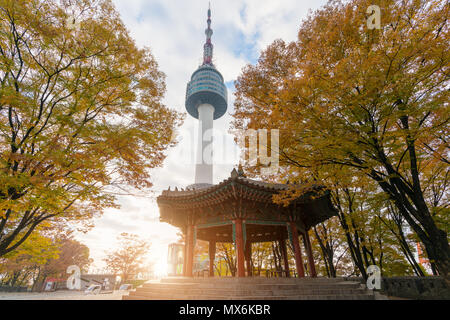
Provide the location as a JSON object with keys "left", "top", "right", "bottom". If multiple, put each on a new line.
{"left": 103, "top": 232, "right": 150, "bottom": 281}
{"left": 0, "top": 0, "right": 181, "bottom": 256}
{"left": 233, "top": 0, "right": 449, "bottom": 280}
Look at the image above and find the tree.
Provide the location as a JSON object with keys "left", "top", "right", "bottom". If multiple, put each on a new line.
{"left": 33, "top": 235, "right": 91, "bottom": 291}
{"left": 0, "top": 0, "right": 181, "bottom": 257}
{"left": 312, "top": 217, "right": 347, "bottom": 278}
{"left": 43, "top": 236, "right": 91, "bottom": 274}
{"left": 375, "top": 200, "right": 426, "bottom": 276}
{"left": 0, "top": 227, "right": 59, "bottom": 287}
{"left": 251, "top": 242, "right": 272, "bottom": 276}
{"left": 271, "top": 241, "right": 283, "bottom": 276}
{"left": 215, "top": 243, "right": 236, "bottom": 277}
{"left": 104, "top": 233, "right": 150, "bottom": 281}
{"left": 0, "top": 228, "right": 91, "bottom": 290}
{"left": 233, "top": 0, "right": 449, "bottom": 281}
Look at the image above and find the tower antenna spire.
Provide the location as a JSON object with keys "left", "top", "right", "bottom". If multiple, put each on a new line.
{"left": 203, "top": 3, "right": 213, "bottom": 65}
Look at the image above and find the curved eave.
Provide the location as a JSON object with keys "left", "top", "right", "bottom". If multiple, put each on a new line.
{"left": 158, "top": 176, "right": 326, "bottom": 203}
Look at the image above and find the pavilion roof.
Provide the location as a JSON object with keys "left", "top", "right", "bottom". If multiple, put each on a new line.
{"left": 157, "top": 168, "right": 337, "bottom": 232}
{"left": 159, "top": 168, "right": 323, "bottom": 201}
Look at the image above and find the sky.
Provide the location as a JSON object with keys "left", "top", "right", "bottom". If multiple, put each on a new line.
{"left": 75, "top": 0, "right": 328, "bottom": 274}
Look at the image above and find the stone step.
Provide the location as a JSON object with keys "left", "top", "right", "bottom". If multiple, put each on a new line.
{"left": 123, "top": 278, "right": 375, "bottom": 300}
{"left": 160, "top": 277, "right": 346, "bottom": 284}
{"left": 142, "top": 282, "right": 362, "bottom": 291}
{"left": 124, "top": 292, "right": 375, "bottom": 300}
{"left": 135, "top": 287, "right": 367, "bottom": 296}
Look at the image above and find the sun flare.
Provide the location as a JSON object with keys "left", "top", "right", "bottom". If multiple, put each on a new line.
{"left": 154, "top": 260, "right": 168, "bottom": 277}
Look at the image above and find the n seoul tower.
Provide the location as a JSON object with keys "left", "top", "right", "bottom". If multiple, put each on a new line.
{"left": 186, "top": 4, "right": 227, "bottom": 188}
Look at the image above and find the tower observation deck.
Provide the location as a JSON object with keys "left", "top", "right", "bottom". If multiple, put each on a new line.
{"left": 186, "top": 5, "right": 227, "bottom": 187}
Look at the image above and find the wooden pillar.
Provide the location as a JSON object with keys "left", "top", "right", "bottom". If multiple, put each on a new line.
{"left": 209, "top": 240, "right": 216, "bottom": 277}
{"left": 279, "top": 238, "right": 290, "bottom": 277}
{"left": 289, "top": 222, "right": 305, "bottom": 278}
{"left": 234, "top": 219, "right": 246, "bottom": 277}
{"left": 303, "top": 231, "right": 317, "bottom": 277}
{"left": 185, "top": 225, "right": 194, "bottom": 277}
{"left": 245, "top": 241, "right": 252, "bottom": 277}
{"left": 182, "top": 238, "right": 187, "bottom": 276}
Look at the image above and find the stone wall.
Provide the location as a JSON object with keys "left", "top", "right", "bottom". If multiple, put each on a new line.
{"left": 0, "top": 285, "right": 28, "bottom": 292}
{"left": 343, "top": 276, "right": 449, "bottom": 300}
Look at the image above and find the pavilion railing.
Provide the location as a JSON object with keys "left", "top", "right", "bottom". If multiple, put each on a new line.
{"left": 261, "top": 269, "right": 297, "bottom": 278}
{"left": 192, "top": 268, "right": 304, "bottom": 278}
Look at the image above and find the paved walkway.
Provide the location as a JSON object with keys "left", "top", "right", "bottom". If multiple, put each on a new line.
{"left": 0, "top": 290, "right": 127, "bottom": 300}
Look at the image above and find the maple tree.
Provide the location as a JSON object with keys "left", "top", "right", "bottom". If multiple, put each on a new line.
{"left": 233, "top": 0, "right": 449, "bottom": 280}
{"left": 250, "top": 242, "right": 273, "bottom": 276}
{"left": 103, "top": 232, "right": 150, "bottom": 281}
{"left": 312, "top": 218, "right": 346, "bottom": 278}
{"left": 215, "top": 242, "right": 237, "bottom": 277}
{"left": 0, "top": 0, "right": 181, "bottom": 256}
{"left": 0, "top": 229, "right": 91, "bottom": 290}
{"left": 0, "top": 228, "right": 59, "bottom": 287}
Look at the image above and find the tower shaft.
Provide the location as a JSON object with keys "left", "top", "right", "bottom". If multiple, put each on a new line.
{"left": 195, "top": 103, "right": 214, "bottom": 184}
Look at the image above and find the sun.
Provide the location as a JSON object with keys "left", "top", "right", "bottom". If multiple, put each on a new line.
{"left": 153, "top": 260, "right": 168, "bottom": 277}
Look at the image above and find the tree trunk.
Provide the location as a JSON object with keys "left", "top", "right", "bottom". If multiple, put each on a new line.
{"left": 337, "top": 210, "right": 368, "bottom": 279}
{"left": 370, "top": 130, "right": 450, "bottom": 285}
{"left": 313, "top": 226, "right": 337, "bottom": 277}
